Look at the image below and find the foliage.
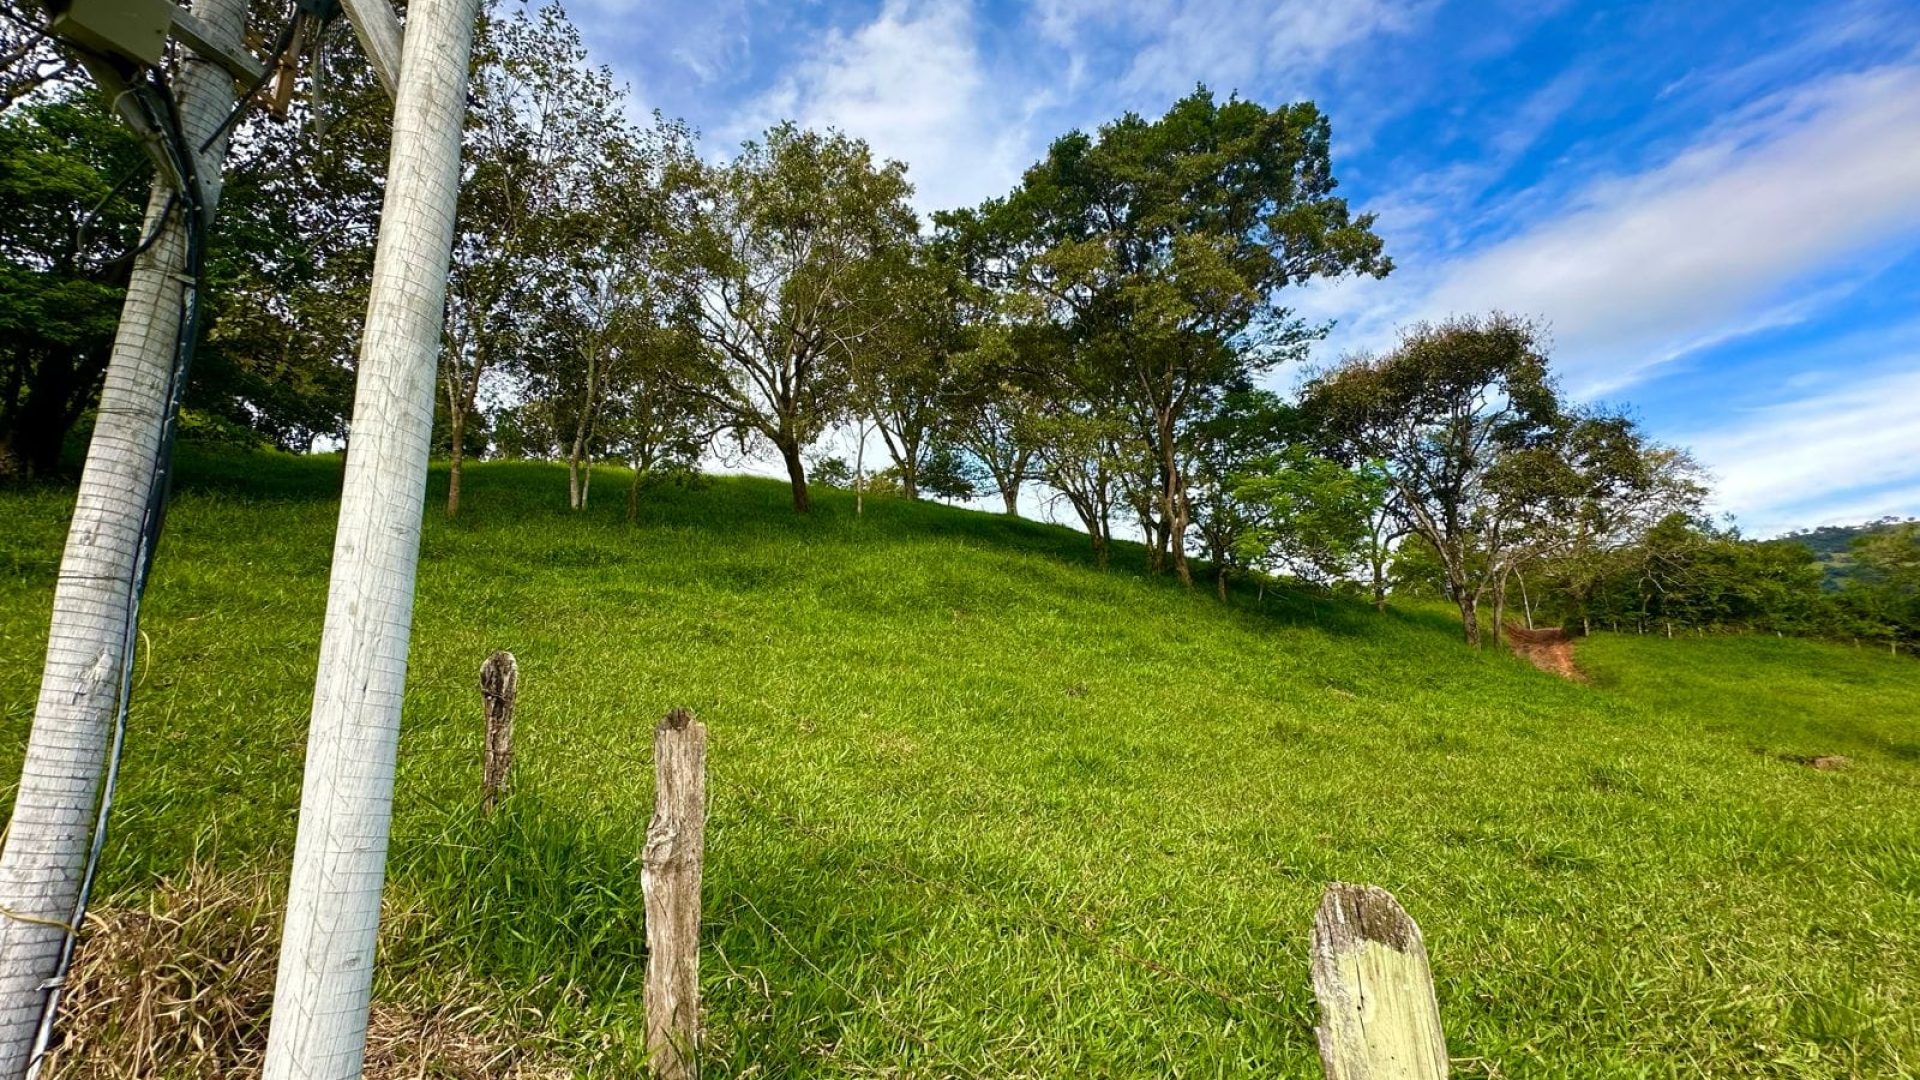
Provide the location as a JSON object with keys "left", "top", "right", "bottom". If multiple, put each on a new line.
{"left": 807, "top": 455, "right": 853, "bottom": 489}
{"left": 657, "top": 123, "right": 918, "bottom": 513}
{"left": 916, "top": 439, "right": 982, "bottom": 502}
{"left": 1232, "top": 449, "right": 1389, "bottom": 588}
{"left": 0, "top": 93, "right": 148, "bottom": 477}
{"left": 942, "top": 87, "right": 1389, "bottom": 581}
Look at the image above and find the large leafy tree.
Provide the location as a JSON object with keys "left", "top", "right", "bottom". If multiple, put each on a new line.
{"left": 443, "top": 0, "right": 657, "bottom": 515}
{"left": 945, "top": 87, "right": 1389, "bottom": 581}
{"left": 658, "top": 124, "right": 917, "bottom": 513}
{"left": 1308, "top": 314, "right": 1700, "bottom": 645}
{"left": 0, "top": 94, "right": 146, "bottom": 477}
{"left": 191, "top": 31, "right": 392, "bottom": 452}
{"left": 1305, "top": 315, "right": 1562, "bottom": 645}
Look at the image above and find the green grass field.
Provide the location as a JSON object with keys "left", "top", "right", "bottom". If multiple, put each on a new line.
{"left": 2, "top": 450, "right": 1916, "bottom": 1077}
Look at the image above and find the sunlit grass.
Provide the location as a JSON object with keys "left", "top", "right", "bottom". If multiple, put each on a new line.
{"left": 1, "top": 448, "right": 1915, "bottom": 1076}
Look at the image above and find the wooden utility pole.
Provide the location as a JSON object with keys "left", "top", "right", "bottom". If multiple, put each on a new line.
{"left": 0, "top": 0, "right": 250, "bottom": 1073}
{"left": 1309, "top": 882, "right": 1449, "bottom": 1080}
{"left": 644, "top": 709, "right": 706, "bottom": 1079}
{"left": 261, "top": 0, "right": 480, "bottom": 1070}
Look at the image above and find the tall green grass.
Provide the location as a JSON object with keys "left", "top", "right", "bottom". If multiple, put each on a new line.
{"left": 1, "top": 448, "right": 1915, "bottom": 1076}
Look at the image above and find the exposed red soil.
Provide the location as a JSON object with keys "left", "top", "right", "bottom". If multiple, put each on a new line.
{"left": 1505, "top": 624, "right": 1582, "bottom": 681}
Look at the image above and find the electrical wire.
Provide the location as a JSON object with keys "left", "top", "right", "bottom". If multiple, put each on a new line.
{"left": 197, "top": 17, "right": 299, "bottom": 155}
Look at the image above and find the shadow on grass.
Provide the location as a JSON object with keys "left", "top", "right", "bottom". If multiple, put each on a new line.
{"left": 152, "top": 448, "right": 1460, "bottom": 650}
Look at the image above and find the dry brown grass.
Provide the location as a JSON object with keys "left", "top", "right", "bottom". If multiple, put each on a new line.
{"left": 40, "top": 865, "right": 571, "bottom": 1079}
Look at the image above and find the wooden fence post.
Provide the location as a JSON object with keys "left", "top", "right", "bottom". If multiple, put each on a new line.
{"left": 479, "top": 651, "right": 517, "bottom": 814}
{"left": 1310, "top": 882, "right": 1449, "bottom": 1080}
{"left": 645, "top": 708, "right": 706, "bottom": 1079}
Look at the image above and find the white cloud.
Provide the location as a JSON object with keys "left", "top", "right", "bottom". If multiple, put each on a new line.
{"left": 724, "top": 0, "right": 1038, "bottom": 214}
{"left": 1682, "top": 364, "right": 1920, "bottom": 535}
{"left": 1406, "top": 61, "right": 1920, "bottom": 393}
{"left": 1035, "top": 0, "right": 1426, "bottom": 103}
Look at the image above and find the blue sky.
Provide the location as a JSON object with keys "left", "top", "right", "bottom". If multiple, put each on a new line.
{"left": 565, "top": 0, "right": 1920, "bottom": 536}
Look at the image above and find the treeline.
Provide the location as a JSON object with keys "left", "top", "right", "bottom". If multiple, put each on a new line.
{"left": 4, "top": 1, "right": 1913, "bottom": 653}
{"left": 1534, "top": 518, "right": 1920, "bottom": 649}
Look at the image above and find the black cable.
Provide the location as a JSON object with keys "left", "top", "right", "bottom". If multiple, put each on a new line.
{"left": 197, "top": 17, "right": 299, "bottom": 155}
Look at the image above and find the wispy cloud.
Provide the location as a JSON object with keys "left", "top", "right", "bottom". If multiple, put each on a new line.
{"left": 1034, "top": 0, "right": 1429, "bottom": 103}
{"left": 1345, "top": 60, "right": 1920, "bottom": 393}
{"left": 1682, "top": 362, "right": 1920, "bottom": 535}
{"left": 723, "top": 0, "right": 1043, "bottom": 214}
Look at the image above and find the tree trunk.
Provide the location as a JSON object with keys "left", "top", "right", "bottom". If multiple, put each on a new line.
{"left": 1216, "top": 565, "right": 1229, "bottom": 602}
{"left": 0, "top": 0, "right": 247, "bottom": 1064}
{"left": 1000, "top": 483, "right": 1019, "bottom": 515}
{"left": 580, "top": 460, "right": 592, "bottom": 508}
{"left": 1457, "top": 592, "right": 1480, "bottom": 647}
{"left": 627, "top": 461, "right": 643, "bottom": 523}
{"left": 1168, "top": 498, "right": 1193, "bottom": 587}
{"left": 446, "top": 409, "right": 465, "bottom": 518}
{"left": 853, "top": 419, "right": 867, "bottom": 517}
{"left": 262, "top": 0, "right": 479, "bottom": 1072}
{"left": 779, "top": 440, "right": 809, "bottom": 513}
{"left": 1492, "top": 570, "right": 1509, "bottom": 650}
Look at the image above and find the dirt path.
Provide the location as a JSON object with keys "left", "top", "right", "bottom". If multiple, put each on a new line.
{"left": 1505, "top": 625, "right": 1582, "bottom": 680}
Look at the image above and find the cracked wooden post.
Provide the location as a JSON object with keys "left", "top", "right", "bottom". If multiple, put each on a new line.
{"left": 1310, "top": 882, "right": 1449, "bottom": 1080}
{"left": 644, "top": 709, "right": 705, "bottom": 1079}
{"left": 479, "top": 652, "right": 517, "bottom": 814}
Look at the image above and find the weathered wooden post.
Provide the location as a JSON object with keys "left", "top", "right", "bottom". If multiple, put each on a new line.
{"left": 1310, "top": 882, "right": 1449, "bottom": 1080}
{"left": 479, "top": 651, "right": 517, "bottom": 814}
{"left": 644, "top": 709, "right": 706, "bottom": 1079}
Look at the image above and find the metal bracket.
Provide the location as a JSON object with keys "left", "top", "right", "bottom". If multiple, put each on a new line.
{"left": 169, "top": 4, "right": 264, "bottom": 83}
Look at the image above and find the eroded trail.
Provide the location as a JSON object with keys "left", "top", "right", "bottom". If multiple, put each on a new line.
{"left": 1505, "top": 625, "right": 1582, "bottom": 680}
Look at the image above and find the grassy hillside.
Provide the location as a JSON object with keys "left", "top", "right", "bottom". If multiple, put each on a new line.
{"left": 2, "top": 450, "right": 1916, "bottom": 1077}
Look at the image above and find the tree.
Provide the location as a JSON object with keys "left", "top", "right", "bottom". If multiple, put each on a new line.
{"left": 944, "top": 319, "right": 1040, "bottom": 516}
{"left": 596, "top": 314, "right": 721, "bottom": 522}
{"left": 659, "top": 124, "right": 917, "bottom": 513}
{"left": 1527, "top": 429, "right": 1705, "bottom": 634}
{"left": 949, "top": 87, "right": 1389, "bottom": 583}
{"left": 919, "top": 438, "right": 982, "bottom": 503}
{"left": 187, "top": 31, "right": 392, "bottom": 454}
{"left": 0, "top": 95, "right": 147, "bottom": 477}
{"left": 442, "top": 1, "right": 652, "bottom": 515}
{"left": 851, "top": 247, "right": 962, "bottom": 500}
{"left": 1027, "top": 394, "right": 1123, "bottom": 566}
{"left": 1231, "top": 449, "right": 1390, "bottom": 598}
{"left": 513, "top": 115, "right": 696, "bottom": 511}
{"left": 1186, "top": 388, "right": 1293, "bottom": 600}
{"left": 1839, "top": 524, "right": 1919, "bottom": 649}
{"left": 1304, "top": 315, "right": 1562, "bottom": 645}
{"left": 808, "top": 455, "right": 853, "bottom": 488}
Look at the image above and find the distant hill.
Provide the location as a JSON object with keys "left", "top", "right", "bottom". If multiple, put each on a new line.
{"left": 1777, "top": 517, "right": 1918, "bottom": 586}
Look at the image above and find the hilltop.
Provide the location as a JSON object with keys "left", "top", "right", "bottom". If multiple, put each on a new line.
{"left": 1, "top": 450, "right": 1915, "bottom": 1077}
{"left": 1778, "top": 518, "right": 1920, "bottom": 587}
